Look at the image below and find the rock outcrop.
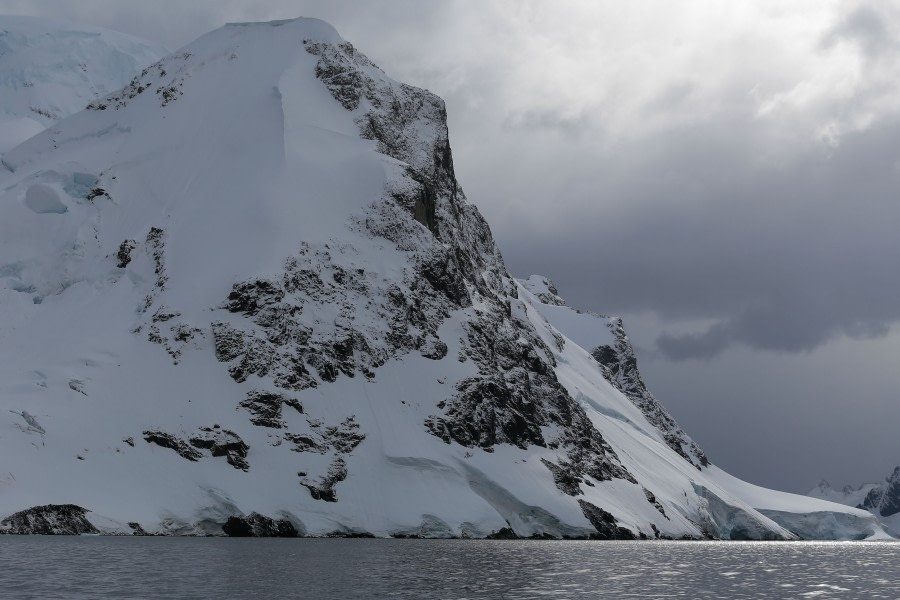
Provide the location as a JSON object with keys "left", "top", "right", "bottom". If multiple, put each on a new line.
{"left": 222, "top": 513, "right": 299, "bottom": 537}
{"left": 861, "top": 467, "right": 900, "bottom": 517}
{"left": 0, "top": 504, "right": 98, "bottom": 535}
{"left": 592, "top": 318, "right": 708, "bottom": 469}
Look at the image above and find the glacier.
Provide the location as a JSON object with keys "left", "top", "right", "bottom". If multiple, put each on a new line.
{"left": 809, "top": 468, "right": 900, "bottom": 537}
{"left": 0, "top": 16, "right": 166, "bottom": 155}
{"left": 0, "top": 17, "right": 891, "bottom": 540}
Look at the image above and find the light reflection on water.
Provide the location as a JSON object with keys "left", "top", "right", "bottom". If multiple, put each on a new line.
{"left": 0, "top": 539, "right": 897, "bottom": 599}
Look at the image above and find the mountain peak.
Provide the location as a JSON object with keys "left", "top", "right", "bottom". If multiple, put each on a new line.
{"left": 0, "top": 17, "right": 891, "bottom": 541}
{"left": 223, "top": 16, "right": 340, "bottom": 35}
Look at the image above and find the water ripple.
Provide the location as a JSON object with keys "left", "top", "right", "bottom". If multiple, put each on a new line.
{"left": 0, "top": 538, "right": 896, "bottom": 599}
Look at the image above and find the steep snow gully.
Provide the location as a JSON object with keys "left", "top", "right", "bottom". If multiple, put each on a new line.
{"left": 0, "top": 17, "right": 892, "bottom": 540}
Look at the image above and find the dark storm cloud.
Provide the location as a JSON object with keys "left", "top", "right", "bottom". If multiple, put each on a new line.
{"left": 822, "top": 3, "right": 893, "bottom": 60}
{"left": 493, "top": 114, "right": 900, "bottom": 359}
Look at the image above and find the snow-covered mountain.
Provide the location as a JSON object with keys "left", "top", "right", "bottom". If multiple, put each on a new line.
{"left": 809, "top": 468, "right": 900, "bottom": 534}
{"left": 0, "top": 16, "right": 166, "bottom": 155}
{"left": 0, "top": 17, "right": 891, "bottom": 540}
{"left": 808, "top": 479, "right": 879, "bottom": 508}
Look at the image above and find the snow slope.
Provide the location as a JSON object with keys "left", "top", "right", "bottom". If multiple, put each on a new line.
{"left": 0, "top": 16, "right": 166, "bottom": 155}
{"left": 0, "top": 17, "right": 890, "bottom": 540}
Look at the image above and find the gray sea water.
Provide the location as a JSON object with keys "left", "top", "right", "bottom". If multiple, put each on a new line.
{"left": 0, "top": 538, "right": 897, "bottom": 599}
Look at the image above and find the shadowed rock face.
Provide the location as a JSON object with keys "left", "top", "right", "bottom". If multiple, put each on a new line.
{"left": 577, "top": 500, "right": 637, "bottom": 540}
{"left": 239, "top": 390, "right": 303, "bottom": 429}
{"left": 212, "top": 36, "right": 638, "bottom": 501}
{"left": 0, "top": 504, "right": 98, "bottom": 535}
{"left": 222, "top": 513, "right": 298, "bottom": 537}
{"left": 143, "top": 430, "right": 203, "bottom": 461}
{"left": 591, "top": 318, "right": 709, "bottom": 469}
{"left": 861, "top": 466, "right": 900, "bottom": 517}
{"left": 144, "top": 428, "right": 250, "bottom": 470}
{"left": 300, "top": 457, "right": 348, "bottom": 502}
{"left": 189, "top": 428, "right": 250, "bottom": 471}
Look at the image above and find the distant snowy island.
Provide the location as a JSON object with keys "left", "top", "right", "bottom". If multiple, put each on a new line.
{"left": 0, "top": 15, "right": 895, "bottom": 540}
{"left": 808, "top": 466, "right": 900, "bottom": 534}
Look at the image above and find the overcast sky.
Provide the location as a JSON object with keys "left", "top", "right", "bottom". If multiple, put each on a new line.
{"left": 5, "top": 0, "right": 899, "bottom": 493}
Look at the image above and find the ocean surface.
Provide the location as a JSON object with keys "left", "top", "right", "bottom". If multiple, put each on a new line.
{"left": 0, "top": 538, "right": 897, "bottom": 599}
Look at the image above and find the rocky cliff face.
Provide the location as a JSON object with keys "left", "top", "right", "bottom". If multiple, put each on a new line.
{"left": 860, "top": 467, "right": 900, "bottom": 517}
{"left": 591, "top": 318, "right": 709, "bottom": 469}
{"left": 519, "top": 276, "right": 708, "bottom": 469}
{"left": 0, "top": 17, "right": 889, "bottom": 540}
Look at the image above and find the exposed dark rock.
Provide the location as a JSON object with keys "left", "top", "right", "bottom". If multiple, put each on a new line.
{"left": 285, "top": 432, "right": 323, "bottom": 453}
{"left": 428, "top": 308, "right": 635, "bottom": 493}
{"left": 300, "top": 38, "right": 637, "bottom": 495}
{"left": 116, "top": 239, "right": 136, "bottom": 268}
{"left": 146, "top": 227, "right": 166, "bottom": 287}
{"left": 320, "top": 417, "right": 365, "bottom": 454}
{"left": 143, "top": 430, "right": 202, "bottom": 461}
{"left": 1, "top": 504, "right": 98, "bottom": 535}
{"left": 418, "top": 248, "right": 471, "bottom": 306}
{"left": 141, "top": 225, "right": 167, "bottom": 311}
{"left": 305, "top": 41, "right": 369, "bottom": 111}
{"left": 325, "top": 530, "right": 376, "bottom": 538}
{"left": 591, "top": 318, "right": 709, "bottom": 469}
{"left": 157, "top": 81, "right": 183, "bottom": 106}
{"left": 136, "top": 226, "right": 205, "bottom": 364}
{"left": 485, "top": 526, "right": 519, "bottom": 540}
{"left": 428, "top": 374, "right": 544, "bottom": 449}
{"left": 86, "top": 187, "right": 109, "bottom": 202}
{"left": 146, "top": 319, "right": 202, "bottom": 364}
{"left": 212, "top": 321, "right": 317, "bottom": 389}
{"left": 541, "top": 458, "right": 583, "bottom": 496}
{"left": 862, "top": 466, "right": 900, "bottom": 517}
{"left": 222, "top": 513, "right": 298, "bottom": 537}
{"left": 239, "top": 390, "right": 303, "bottom": 428}
{"left": 226, "top": 279, "right": 285, "bottom": 315}
{"left": 577, "top": 500, "right": 636, "bottom": 540}
{"left": 128, "top": 522, "right": 150, "bottom": 536}
{"left": 644, "top": 487, "right": 669, "bottom": 519}
{"left": 419, "top": 336, "right": 448, "bottom": 360}
{"left": 211, "top": 247, "right": 404, "bottom": 391}
{"left": 152, "top": 308, "right": 180, "bottom": 323}
{"left": 189, "top": 428, "right": 250, "bottom": 471}
{"left": 300, "top": 457, "right": 347, "bottom": 502}
{"left": 87, "top": 58, "right": 186, "bottom": 111}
